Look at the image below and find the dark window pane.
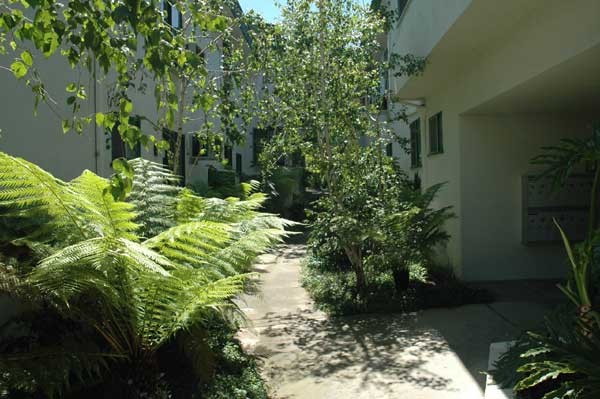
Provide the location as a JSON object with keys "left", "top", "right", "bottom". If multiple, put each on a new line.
{"left": 410, "top": 119, "right": 421, "bottom": 167}
{"left": 224, "top": 145, "right": 233, "bottom": 167}
{"left": 253, "top": 127, "right": 273, "bottom": 165}
{"left": 235, "top": 153, "right": 242, "bottom": 175}
{"left": 428, "top": 112, "right": 443, "bottom": 154}
{"left": 111, "top": 116, "right": 141, "bottom": 161}
{"left": 398, "top": 0, "right": 408, "bottom": 15}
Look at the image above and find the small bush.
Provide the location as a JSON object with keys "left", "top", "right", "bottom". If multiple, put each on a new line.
{"left": 301, "top": 255, "right": 492, "bottom": 316}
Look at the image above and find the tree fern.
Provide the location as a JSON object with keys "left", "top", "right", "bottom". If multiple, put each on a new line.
{"left": 128, "top": 158, "right": 182, "bottom": 238}
{"left": 70, "top": 171, "right": 139, "bottom": 240}
{"left": 0, "top": 151, "right": 290, "bottom": 397}
{"left": 0, "top": 153, "right": 87, "bottom": 243}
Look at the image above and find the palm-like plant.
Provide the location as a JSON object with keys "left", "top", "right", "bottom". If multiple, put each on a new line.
{"left": 492, "top": 135, "right": 600, "bottom": 399}
{"left": 0, "top": 153, "right": 290, "bottom": 397}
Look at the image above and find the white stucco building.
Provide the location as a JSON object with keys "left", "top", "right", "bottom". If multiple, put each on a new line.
{"left": 0, "top": 1, "right": 258, "bottom": 184}
{"left": 382, "top": 0, "right": 600, "bottom": 281}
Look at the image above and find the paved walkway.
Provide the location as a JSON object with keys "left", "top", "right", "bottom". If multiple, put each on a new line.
{"left": 237, "top": 244, "right": 561, "bottom": 399}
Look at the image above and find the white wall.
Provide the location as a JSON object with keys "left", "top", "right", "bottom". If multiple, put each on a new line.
{"left": 0, "top": 53, "right": 102, "bottom": 180}
{"left": 460, "top": 115, "right": 592, "bottom": 281}
{"left": 386, "top": 0, "right": 600, "bottom": 281}
{"left": 388, "top": 0, "right": 472, "bottom": 92}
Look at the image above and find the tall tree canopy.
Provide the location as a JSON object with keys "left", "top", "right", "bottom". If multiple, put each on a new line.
{"left": 246, "top": 0, "right": 426, "bottom": 296}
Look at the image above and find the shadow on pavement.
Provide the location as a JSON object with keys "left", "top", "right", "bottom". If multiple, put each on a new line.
{"left": 254, "top": 310, "right": 453, "bottom": 394}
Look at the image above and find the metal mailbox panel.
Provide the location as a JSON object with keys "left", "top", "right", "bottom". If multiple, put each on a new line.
{"left": 522, "top": 175, "right": 591, "bottom": 244}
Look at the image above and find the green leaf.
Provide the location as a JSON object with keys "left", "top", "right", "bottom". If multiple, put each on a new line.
{"left": 66, "top": 83, "right": 77, "bottom": 92}
{"left": 20, "top": 50, "right": 33, "bottom": 67}
{"left": 120, "top": 99, "right": 133, "bottom": 115}
{"left": 10, "top": 60, "right": 28, "bottom": 79}
{"left": 95, "top": 113, "right": 105, "bottom": 126}
{"left": 62, "top": 119, "right": 71, "bottom": 134}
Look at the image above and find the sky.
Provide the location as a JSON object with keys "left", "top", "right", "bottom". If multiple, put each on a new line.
{"left": 238, "top": 0, "right": 373, "bottom": 22}
{"left": 238, "top": 0, "right": 282, "bottom": 23}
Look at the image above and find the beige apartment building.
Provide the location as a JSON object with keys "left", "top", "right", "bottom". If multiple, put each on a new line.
{"left": 383, "top": 0, "right": 600, "bottom": 280}
{"left": 0, "top": 1, "right": 258, "bottom": 184}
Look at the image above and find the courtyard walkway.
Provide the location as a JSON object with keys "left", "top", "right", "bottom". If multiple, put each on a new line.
{"left": 237, "top": 244, "right": 561, "bottom": 399}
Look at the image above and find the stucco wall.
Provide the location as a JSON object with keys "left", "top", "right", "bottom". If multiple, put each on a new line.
{"left": 0, "top": 54, "right": 101, "bottom": 180}
{"left": 387, "top": 0, "right": 600, "bottom": 281}
{"left": 388, "top": 0, "right": 472, "bottom": 93}
{"left": 459, "top": 115, "right": 592, "bottom": 281}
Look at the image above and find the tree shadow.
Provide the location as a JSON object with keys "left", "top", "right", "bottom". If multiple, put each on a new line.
{"left": 251, "top": 309, "right": 454, "bottom": 394}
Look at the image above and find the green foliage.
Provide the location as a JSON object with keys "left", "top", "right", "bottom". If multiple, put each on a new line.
{"left": 264, "top": 167, "right": 307, "bottom": 221}
{"left": 493, "top": 308, "right": 600, "bottom": 399}
{"left": 306, "top": 149, "right": 453, "bottom": 300}
{"left": 247, "top": 0, "right": 429, "bottom": 297}
{"left": 0, "top": 152, "right": 288, "bottom": 398}
{"left": 493, "top": 137, "right": 600, "bottom": 399}
{"left": 0, "top": 0, "right": 251, "bottom": 171}
{"left": 301, "top": 255, "right": 491, "bottom": 316}
{"left": 129, "top": 158, "right": 182, "bottom": 238}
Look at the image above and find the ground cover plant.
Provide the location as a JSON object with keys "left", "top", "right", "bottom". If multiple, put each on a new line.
{"left": 0, "top": 155, "right": 289, "bottom": 398}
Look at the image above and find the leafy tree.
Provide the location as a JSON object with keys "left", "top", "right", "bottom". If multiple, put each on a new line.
{"left": 246, "top": 0, "right": 426, "bottom": 297}
{"left": 0, "top": 0, "right": 251, "bottom": 173}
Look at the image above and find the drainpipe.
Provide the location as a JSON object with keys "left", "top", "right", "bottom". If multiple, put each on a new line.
{"left": 93, "top": 60, "right": 99, "bottom": 174}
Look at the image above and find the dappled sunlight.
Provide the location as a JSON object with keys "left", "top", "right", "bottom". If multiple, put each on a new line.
{"left": 241, "top": 244, "right": 492, "bottom": 399}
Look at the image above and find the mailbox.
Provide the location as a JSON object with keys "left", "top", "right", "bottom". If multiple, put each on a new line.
{"left": 522, "top": 174, "right": 592, "bottom": 244}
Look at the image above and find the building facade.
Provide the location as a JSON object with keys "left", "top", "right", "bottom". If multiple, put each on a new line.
{"left": 383, "top": 0, "right": 600, "bottom": 281}
{"left": 0, "top": 1, "right": 258, "bottom": 184}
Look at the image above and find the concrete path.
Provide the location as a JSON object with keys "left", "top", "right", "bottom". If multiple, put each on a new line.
{"left": 237, "top": 244, "right": 561, "bottom": 399}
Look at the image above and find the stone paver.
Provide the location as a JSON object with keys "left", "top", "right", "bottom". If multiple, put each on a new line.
{"left": 237, "top": 244, "right": 559, "bottom": 399}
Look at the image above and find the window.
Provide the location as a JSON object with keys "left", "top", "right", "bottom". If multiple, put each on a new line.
{"left": 397, "top": 0, "right": 408, "bottom": 16}
{"left": 191, "top": 135, "right": 222, "bottom": 159}
{"left": 162, "top": 1, "right": 182, "bottom": 29}
{"left": 428, "top": 112, "right": 443, "bottom": 155}
{"left": 410, "top": 119, "right": 421, "bottom": 167}
{"left": 111, "top": 116, "right": 141, "bottom": 161}
{"left": 224, "top": 145, "right": 233, "bottom": 168}
{"left": 235, "top": 153, "right": 242, "bottom": 176}
{"left": 252, "top": 127, "right": 273, "bottom": 165}
{"left": 386, "top": 142, "right": 393, "bottom": 157}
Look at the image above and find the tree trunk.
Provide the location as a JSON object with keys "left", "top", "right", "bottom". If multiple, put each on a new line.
{"left": 392, "top": 266, "right": 410, "bottom": 294}
{"left": 172, "top": 78, "right": 187, "bottom": 177}
{"left": 344, "top": 246, "right": 367, "bottom": 299}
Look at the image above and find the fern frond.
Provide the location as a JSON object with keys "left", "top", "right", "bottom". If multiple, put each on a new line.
{"left": 29, "top": 237, "right": 171, "bottom": 308}
{"left": 0, "top": 152, "right": 86, "bottom": 239}
{"left": 70, "top": 171, "right": 139, "bottom": 240}
{"left": 175, "top": 188, "right": 208, "bottom": 224}
{"left": 144, "top": 221, "right": 232, "bottom": 270}
{"left": 137, "top": 270, "right": 248, "bottom": 347}
{"left": 0, "top": 344, "right": 119, "bottom": 398}
{"left": 129, "top": 158, "right": 182, "bottom": 238}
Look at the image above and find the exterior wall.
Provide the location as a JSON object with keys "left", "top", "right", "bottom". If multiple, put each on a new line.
{"left": 0, "top": 54, "right": 103, "bottom": 181}
{"left": 412, "top": 94, "right": 463, "bottom": 274}
{"left": 388, "top": 0, "right": 471, "bottom": 92}
{"left": 0, "top": 22, "right": 257, "bottom": 185}
{"left": 460, "top": 115, "right": 592, "bottom": 281}
{"left": 388, "top": 0, "right": 600, "bottom": 280}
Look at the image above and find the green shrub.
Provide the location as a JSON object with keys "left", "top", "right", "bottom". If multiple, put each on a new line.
{"left": 264, "top": 167, "right": 307, "bottom": 221}
{"left": 301, "top": 255, "right": 491, "bottom": 316}
{"left": 492, "top": 306, "right": 600, "bottom": 399}
{"left": 0, "top": 156, "right": 287, "bottom": 398}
